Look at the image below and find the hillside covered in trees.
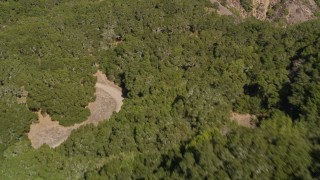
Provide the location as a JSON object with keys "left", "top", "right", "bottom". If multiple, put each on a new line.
{"left": 0, "top": 0, "right": 320, "bottom": 179}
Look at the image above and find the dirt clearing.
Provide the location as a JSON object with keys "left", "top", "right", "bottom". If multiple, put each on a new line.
{"left": 230, "top": 112, "right": 256, "bottom": 128}
{"left": 28, "top": 71, "right": 123, "bottom": 149}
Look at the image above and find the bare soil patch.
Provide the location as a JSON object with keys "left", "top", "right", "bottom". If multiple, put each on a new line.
{"left": 210, "top": 0, "right": 234, "bottom": 16}
{"left": 28, "top": 71, "right": 124, "bottom": 149}
{"left": 28, "top": 112, "right": 73, "bottom": 148}
{"left": 230, "top": 112, "right": 256, "bottom": 128}
{"left": 285, "top": 0, "right": 318, "bottom": 24}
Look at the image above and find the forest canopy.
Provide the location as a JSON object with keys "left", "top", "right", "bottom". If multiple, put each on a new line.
{"left": 0, "top": 0, "right": 320, "bottom": 179}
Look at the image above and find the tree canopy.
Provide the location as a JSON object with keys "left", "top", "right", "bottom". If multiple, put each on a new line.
{"left": 0, "top": 0, "right": 320, "bottom": 179}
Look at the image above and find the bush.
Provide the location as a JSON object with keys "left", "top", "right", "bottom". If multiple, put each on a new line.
{"left": 240, "top": 0, "right": 253, "bottom": 12}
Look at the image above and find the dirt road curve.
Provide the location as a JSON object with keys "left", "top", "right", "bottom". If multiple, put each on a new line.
{"left": 28, "top": 71, "right": 123, "bottom": 149}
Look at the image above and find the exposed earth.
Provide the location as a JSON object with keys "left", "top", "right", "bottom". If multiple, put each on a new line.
{"left": 230, "top": 112, "right": 256, "bottom": 128}
{"left": 27, "top": 71, "right": 123, "bottom": 149}
{"left": 212, "top": 0, "right": 319, "bottom": 24}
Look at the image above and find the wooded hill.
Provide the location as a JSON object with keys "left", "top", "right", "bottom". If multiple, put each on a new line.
{"left": 0, "top": 0, "right": 320, "bottom": 179}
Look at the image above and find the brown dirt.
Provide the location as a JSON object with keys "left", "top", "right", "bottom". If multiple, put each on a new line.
{"left": 230, "top": 112, "right": 256, "bottom": 128}
{"left": 27, "top": 112, "right": 73, "bottom": 148}
{"left": 214, "top": 0, "right": 318, "bottom": 24}
{"left": 285, "top": 0, "right": 318, "bottom": 24}
{"left": 28, "top": 71, "right": 124, "bottom": 149}
{"left": 210, "top": 0, "right": 234, "bottom": 16}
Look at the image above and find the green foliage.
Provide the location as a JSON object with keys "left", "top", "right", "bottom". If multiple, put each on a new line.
{"left": 289, "top": 38, "right": 320, "bottom": 124}
{"left": 240, "top": 0, "right": 253, "bottom": 12}
{"left": 0, "top": 0, "right": 96, "bottom": 125}
{"left": 213, "top": 2, "right": 219, "bottom": 10}
{"left": 0, "top": 101, "right": 36, "bottom": 156}
{"left": 0, "top": 0, "right": 320, "bottom": 179}
{"left": 160, "top": 112, "right": 311, "bottom": 179}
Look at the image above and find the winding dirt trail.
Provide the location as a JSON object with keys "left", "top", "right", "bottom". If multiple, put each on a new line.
{"left": 28, "top": 71, "right": 123, "bottom": 149}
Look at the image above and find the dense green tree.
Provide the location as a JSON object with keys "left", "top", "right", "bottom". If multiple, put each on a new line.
{"left": 0, "top": 0, "right": 320, "bottom": 179}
